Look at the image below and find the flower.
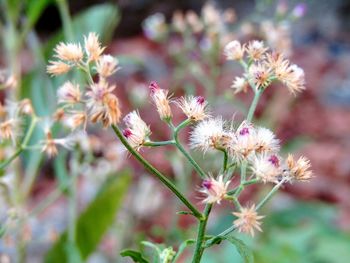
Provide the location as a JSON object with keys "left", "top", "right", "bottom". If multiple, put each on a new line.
{"left": 176, "top": 96, "right": 209, "bottom": 121}
{"left": 142, "top": 13, "right": 168, "bottom": 40}
{"left": 254, "top": 127, "right": 280, "bottom": 154}
{"left": 245, "top": 40, "right": 268, "bottom": 61}
{"left": 95, "top": 55, "right": 119, "bottom": 78}
{"left": 41, "top": 131, "right": 58, "bottom": 157}
{"left": 247, "top": 63, "right": 272, "bottom": 89}
{"left": 190, "top": 117, "right": 228, "bottom": 152}
{"left": 64, "top": 111, "right": 87, "bottom": 130}
{"left": 231, "top": 76, "right": 248, "bottom": 94}
{"left": 229, "top": 121, "right": 257, "bottom": 163}
{"left": 286, "top": 154, "right": 313, "bottom": 182}
{"left": 233, "top": 204, "right": 264, "bottom": 236}
{"left": 200, "top": 175, "right": 230, "bottom": 204}
{"left": 41, "top": 130, "right": 81, "bottom": 157}
{"left": 46, "top": 61, "right": 71, "bottom": 76}
{"left": 250, "top": 154, "right": 282, "bottom": 183}
{"left": 86, "top": 82, "right": 121, "bottom": 127}
{"left": 0, "top": 119, "right": 17, "bottom": 143}
{"left": 53, "top": 42, "right": 83, "bottom": 63}
{"left": 84, "top": 32, "right": 105, "bottom": 61}
{"left": 283, "top": 64, "right": 305, "bottom": 94}
{"left": 57, "top": 81, "right": 81, "bottom": 104}
{"left": 123, "top": 111, "right": 150, "bottom": 150}
{"left": 224, "top": 40, "right": 245, "bottom": 60}
{"left": 149, "top": 81, "right": 172, "bottom": 121}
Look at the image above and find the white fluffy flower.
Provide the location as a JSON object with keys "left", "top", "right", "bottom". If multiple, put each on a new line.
{"left": 254, "top": 127, "right": 280, "bottom": 154}
{"left": 250, "top": 154, "right": 281, "bottom": 183}
{"left": 190, "top": 117, "right": 226, "bottom": 152}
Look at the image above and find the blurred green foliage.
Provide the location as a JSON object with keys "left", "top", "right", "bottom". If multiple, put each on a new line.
{"left": 45, "top": 170, "right": 131, "bottom": 263}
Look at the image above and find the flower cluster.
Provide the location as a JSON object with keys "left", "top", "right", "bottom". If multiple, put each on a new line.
{"left": 225, "top": 40, "right": 305, "bottom": 94}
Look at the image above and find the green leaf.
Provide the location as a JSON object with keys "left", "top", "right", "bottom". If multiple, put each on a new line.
{"left": 173, "top": 239, "right": 195, "bottom": 262}
{"left": 205, "top": 235, "right": 254, "bottom": 263}
{"left": 44, "top": 3, "right": 120, "bottom": 59}
{"left": 44, "top": 171, "right": 131, "bottom": 263}
{"left": 120, "top": 249, "right": 150, "bottom": 263}
{"left": 225, "top": 236, "right": 254, "bottom": 263}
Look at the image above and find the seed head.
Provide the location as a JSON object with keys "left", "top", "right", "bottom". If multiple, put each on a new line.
{"left": 84, "top": 32, "right": 105, "bottom": 61}
{"left": 96, "top": 55, "right": 119, "bottom": 78}
{"left": 46, "top": 61, "right": 71, "bottom": 76}
{"left": 53, "top": 42, "right": 83, "bottom": 63}
{"left": 224, "top": 40, "right": 245, "bottom": 60}
{"left": 233, "top": 204, "right": 264, "bottom": 237}
{"left": 176, "top": 96, "right": 209, "bottom": 122}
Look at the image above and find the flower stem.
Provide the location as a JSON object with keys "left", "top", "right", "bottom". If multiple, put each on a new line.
{"left": 143, "top": 140, "right": 175, "bottom": 147}
{"left": 256, "top": 178, "right": 286, "bottom": 210}
{"left": 246, "top": 89, "right": 262, "bottom": 122}
{"left": 192, "top": 204, "right": 212, "bottom": 263}
{"left": 0, "top": 116, "right": 38, "bottom": 172}
{"left": 112, "top": 124, "right": 203, "bottom": 219}
{"left": 173, "top": 119, "right": 206, "bottom": 178}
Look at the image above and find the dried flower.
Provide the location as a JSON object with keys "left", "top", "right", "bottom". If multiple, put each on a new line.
{"left": 286, "top": 154, "right": 313, "bottom": 181}
{"left": 57, "top": 81, "right": 81, "bottom": 104}
{"left": 84, "top": 32, "right": 105, "bottom": 61}
{"left": 149, "top": 81, "right": 172, "bottom": 121}
{"left": 190, "top": 117, "right": 228, "bottom": 152}
{"left": 0, "top": 119, "right": 17, "bottom": 143}
{"left": 283, "top": 64, "right": 305, "bottom": 94}
{"left": 231, "top": 77, "right": 249, "bottom": 94}
{"left": 42, "top": 131, "right": 58, "bottom": 157}
{"left": 176, "top": 96, "right": 209, "bottom": 121}
{"left": 53, "top": 42, "right": 83, "bottom": 63}
{"left": 250, "top": 154, "right": 281, "bottom": 183}
{"left": 95, "top": 55, "right": 119, "bottom": 78}
{"left": 246, "top": 40, "right": 268, "bottom": 61}
{"left": 200, "top": 175, "right": 230, "bottom": 204}
{"left": 224, "top": 40, "right": 245, "bottom": 60}
{"left": 86, "top": 82, "right": 121, "bottom": 127}
{"left": 64, "top": 111, "right": 87, "bottom": 130}
{"left": 46, "top": 61, "right": 71, "bottom": 76}
{"left": 233, "top": 204, "right": 264, "bottom": 236}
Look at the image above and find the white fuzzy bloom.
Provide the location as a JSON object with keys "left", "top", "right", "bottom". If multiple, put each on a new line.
{"left": 246, "top": 40, "right": 268, "bottom": 61}
{"left": 224, "top": 40, "right": 245, "bottom": 60}
{"left": 176, "top": 96, "right": 209, "bottom": 121}
{"left": 123, "top": 111, "right": 150, "bottom": 150}
{"left": 229, "top": 121, "right": 257, "bottom": 163}
{"left": 54, "top": 42, "right": 83, "bottom": 62}
{"left": 149, "top": 81, "right": 172, "bottom": 120}
{"left": 231, "top": 77, "right": 248, "bottom": 94}
{"left": 250, "top": 154, "right": 281, "bottom": 183}
{"left": 96, "top": 55, "right": 119, "bottom": 78}
{"left": 190, "top": 117, "right": 226, "bottom": 152}
{"left": 254, "top": 127, "right": 280, "bottom": 154}
{"left": 200, "top": 175, "right": 230, "bottom": 204}
{"left": 57, "top": 81, "right": 81, "bottom": 104}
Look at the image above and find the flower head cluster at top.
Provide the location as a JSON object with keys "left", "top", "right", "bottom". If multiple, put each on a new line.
{"left": 225, "top": 40, "right": 305, "bottom": 95}
{"left": 44, "top": 33, "right": 122, "bottom": 157}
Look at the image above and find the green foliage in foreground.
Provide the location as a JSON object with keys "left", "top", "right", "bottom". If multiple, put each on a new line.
{"left": 202, "top": 201, "right": 350, "bottom": 263}
{"left": 44, "top": 171, "right": 131, "bottom": 263}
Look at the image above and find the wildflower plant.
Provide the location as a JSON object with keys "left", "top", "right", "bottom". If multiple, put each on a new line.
{"left": 0, "top": 30, "right": 313, "bottom": 262}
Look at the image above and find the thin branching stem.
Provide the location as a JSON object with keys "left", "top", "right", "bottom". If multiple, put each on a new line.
{"left": 112, "top": 124, "right": 203, "bottom": 219}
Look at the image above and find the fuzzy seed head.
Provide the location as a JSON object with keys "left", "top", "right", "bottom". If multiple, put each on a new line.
{"left": 176, "top": 96, "right": 209, "bottom": 122}
{"left": 233, "top": 205, "right": 264, "bottom": 237}
{"left": 57, "top": 81, "right": 81, "bottom": 104}
{"left": 54, "top": 42, "right": 83, "bottom": 63}
{"left": 46, "top": 61, "right": 71, "bottom": 76}
{"left": 224, "top": 40, "right": 245, "bottom": 60}
{"left": 84, "top": 32, "right": 105, "bottom": 61}
{"left": 286, "top": 154, "right": 313, "bottom": 182}
{"left": 149, "top": 81, "right": 172, "bottom": 120}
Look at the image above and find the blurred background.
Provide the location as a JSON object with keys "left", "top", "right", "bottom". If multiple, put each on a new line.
{"left": 1, "top": 0, "right": 350, "bottom": 262}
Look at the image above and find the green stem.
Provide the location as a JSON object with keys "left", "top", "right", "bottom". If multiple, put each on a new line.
{"left": 174, "top": 119, "right": 206, "bottom": 178}
{"left": 68, "top": 152, "right": 80, "bottom": 247}
{"left": 112, "top": 124, "right": 202, "bottom": 219}
{"left": 0, "top": 116, "right": 37, "bottom": 172}
{"left": 56, "top": 0, "right": 74, "bottom": 41}
{"left": 192, "top": 204, "right": 212, "bottom": 263}
{"left": 246, "top": 89, "right": 262, "bottom": 122}
{"left": 143, "top": 140, "right": 175, "bottom": 147}
{"left": 218, "top": 149, "right": 228, "bottom": 173}
{"left": 256, "top": 178, "right": 286, "bottom": 210}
